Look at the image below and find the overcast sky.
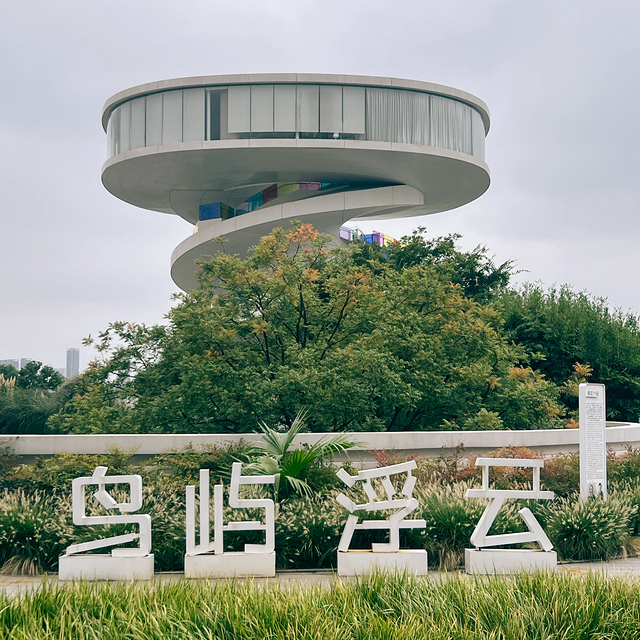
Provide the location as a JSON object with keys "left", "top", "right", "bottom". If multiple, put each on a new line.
{"left": 1, "top": 0, "right": 639, "bottom": 371}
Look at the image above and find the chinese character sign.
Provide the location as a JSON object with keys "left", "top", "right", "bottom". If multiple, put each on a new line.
{"left": 186, "top": 462, "right": 276, "bottom": 556}
{"left": 64, "top": 466, "right": 151, "bottom": 558}
{"left": 466, "top": 458, "right": 554, "bottom": 551}
{"left": 335, "top": 461, "right": 426, "bottom": 553}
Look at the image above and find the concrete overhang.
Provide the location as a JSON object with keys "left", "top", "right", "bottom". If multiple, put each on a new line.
{"left": 102, "top": 140, "right": 490, "bottom": 225}
{"left": 172, "top": 185, "right": 434, "bottom": 291}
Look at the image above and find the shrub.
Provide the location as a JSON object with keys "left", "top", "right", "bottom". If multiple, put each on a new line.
{"left": 608, "top": 447, "right": 640, "bottom": 487}
{"left": 147, "top": 442, "right": 253, "bottom": 486}
{"left": 544, "top": 496, "right": 636, "bottom": 561}
{"left": 275, "top": 497, "right": 344, "bottom": 569}
{"left": 0, "top": 490, "right": 73, "bottom": 574}
{"left": 541, "top": 453, "right": 580, "bottom": 498}
{"left": 411, "top": 484, "right": 485, "bottom": 569}
{"left": 414, "top": 444, "right": 479, "bottom": 485}
{"left": 135, "top": 483, "right": 186, "bottom": 572}
{"left": 8, "top": 448, "right": 135, "bottom": 492}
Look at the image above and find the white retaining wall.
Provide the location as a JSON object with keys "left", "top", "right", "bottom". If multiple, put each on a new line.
{"left": 3, "top": 422, "right": 640, "bottom": 463}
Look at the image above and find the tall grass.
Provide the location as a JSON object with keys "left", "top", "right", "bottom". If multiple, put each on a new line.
{"left": 4, "top": 572, "right": 640, "bottom": 639}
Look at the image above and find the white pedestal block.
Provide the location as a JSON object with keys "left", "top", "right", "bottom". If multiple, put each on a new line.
{"left": 184, "top": 552, "right": 276, "bottom": 578}
{"left": 337, "top": 550, "right": 428, "bottom": 577}
{"left": 465, "top": 549, "right": 557, "bottom": 575}
{"left": 58, "top": 554, "right": 154, "bottom": 581}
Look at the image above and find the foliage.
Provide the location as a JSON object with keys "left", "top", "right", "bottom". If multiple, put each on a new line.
{"left": 0, "top": 489, "right": 73, "bottom": 574}
{"left": 50, "top": 224, "right": 565, "bottom": 434}
{"left": 0, "top": 375, "right": 84, "bottom": 435}
{"left": 245, "top": 411, "right": 358, "bottom": 498}
{"left": 544, "top": 495, "right": 636, "bottom": 561}
{"left": 0, "top": 361, "right": 64, "bottom": 391}
{"left": 275, "top": 497, "right": 344, "bottom": 568}
{"left": 147, "top": 441, "right": 253, "bottom": 487}
{"left": 411, "top": 483, "right": 486, "bottom": 569}
{"left": 353, "top": 227, "right": 515, "bottom": 304}
{"left": 500, "top": 284, "right": 640, "bottom": 422}
{"left": 6, "top": 448, "right": 136, "bottom": 492}
{"left": 608, "top": 447, "right": 640, "bottom": 486}
{"left": 8, "top": 572, "right": 640, "bottom": 638}
{"left": 540, "top": 453, "right": 580, "bottom": 498}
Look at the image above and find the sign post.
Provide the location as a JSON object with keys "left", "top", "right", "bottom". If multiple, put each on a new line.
{"left": 579, "top": 383, "right": 607, "bottom": 500}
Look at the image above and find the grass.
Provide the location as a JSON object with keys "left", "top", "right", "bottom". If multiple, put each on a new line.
{"left": 4, "top": 572, "right": 640, "bottom": 638}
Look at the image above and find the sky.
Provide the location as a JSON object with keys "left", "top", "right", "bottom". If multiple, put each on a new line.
{"left": 1, "top": 0, "right": 639, "bottom": 371}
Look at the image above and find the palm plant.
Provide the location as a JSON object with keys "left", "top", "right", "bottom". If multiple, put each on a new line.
{"left": 246, "top": 410, "right": 359, "bottom": 498}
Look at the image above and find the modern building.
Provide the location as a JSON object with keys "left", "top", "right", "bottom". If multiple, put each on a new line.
{"left": 0, "top": 359, "right": 20, "bottom": 371}
{"left": 66, "top": 348, "right": 80, "bottom": 379}
{"left": 101, "top": 74, "right": 490, "bottom": 291}
{"left": 20, "top": 358, "right": 33, "bottom": 370}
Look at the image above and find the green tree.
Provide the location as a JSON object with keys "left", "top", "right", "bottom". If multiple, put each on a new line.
{"left": 350, "top": 227, "right": 515, "bottom": 303}
{"left": 0, "top": 365, "right": 19, "bottom": 381}
{"left": 51, "top": 224, "right": 563, "bottom": 434}
{"left": 16, "top": 361, "right": 65, "bottom": 391}
{"left": 0, "top": 362, "right": 70, "bottom": 434}
{"left": 499, "top": 285, "right": 640, "bottom": 422}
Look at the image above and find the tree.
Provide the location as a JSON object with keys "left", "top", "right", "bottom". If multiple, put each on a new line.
{"left": 350, "top": 227, "right": 515, "bottom": 303}
{"left": 245, "top": 410, "right": 358, "bottom": 498}
{"left": 51, "top": 224, "right": 564, "bottom": 434}
{"left": 499, "top": 285, "right": 640, "bottom": 422}
{"left": 0, "top": 365, "right": 19, "bottom": 381}
{"left": 0, "top": 362, "right": 68, "bottom": 434}
{"left": 16, "top": 361, "right": 65, "bottom": 391}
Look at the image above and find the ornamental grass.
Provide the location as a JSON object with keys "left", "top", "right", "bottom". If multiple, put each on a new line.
{"left": 4, "top": 572, "right": 640, "bottom": 639}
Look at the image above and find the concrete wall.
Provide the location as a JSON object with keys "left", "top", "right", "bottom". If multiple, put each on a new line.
{"left": 4, "top": 423, "right": 639, "bottom": 465}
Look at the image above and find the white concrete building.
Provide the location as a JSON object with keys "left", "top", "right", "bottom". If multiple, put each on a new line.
{"left": 102, "top": 74, "right": 490, "bottom": 291}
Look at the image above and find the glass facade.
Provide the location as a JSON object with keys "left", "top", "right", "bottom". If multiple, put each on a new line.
{"left": 107, "top": 84, "right": 486, "bottom": 161}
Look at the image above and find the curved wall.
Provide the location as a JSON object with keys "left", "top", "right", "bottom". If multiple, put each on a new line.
{"left": 106, "top": 82, "right": 486, "bottom": 162}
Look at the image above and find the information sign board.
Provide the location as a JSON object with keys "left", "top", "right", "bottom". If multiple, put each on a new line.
{"left": 579, "top": 383, "right": 607, "bottom": 500}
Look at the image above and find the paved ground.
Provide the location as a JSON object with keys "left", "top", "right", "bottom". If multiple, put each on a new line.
{"left": 4, "top": 558, "right": 640, "bottom": 598}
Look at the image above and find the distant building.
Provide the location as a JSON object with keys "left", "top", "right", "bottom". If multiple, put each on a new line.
{"left": 0, "top": 359, "right": 20, "bottom": 371}
{"left": 20, "top": 358, "right": 33, "bottom": 370}
{"left": 66, "top": 349, "right": 80, "bottom": 379}
{"left": 55, "top": 367, "right": 67, "bottom": 378}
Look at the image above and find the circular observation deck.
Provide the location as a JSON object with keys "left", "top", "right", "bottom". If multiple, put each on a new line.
{"left": 102, "top": 74, "right": 491, "bottom": 291}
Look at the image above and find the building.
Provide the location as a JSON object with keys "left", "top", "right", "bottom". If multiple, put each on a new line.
{"left": 66, "top": 348, "right": 79, "bottom": 379}
{"left": 0, "top": 359, "right": 20, "bottom": 371}
{"left": 101, "top": 74, "right": 490, "bottom": 291}
{"left": 20, "top": 358, "right": 33, "bottom": 370}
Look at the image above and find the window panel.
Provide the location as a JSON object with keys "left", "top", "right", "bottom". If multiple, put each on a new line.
{"left": 251, "top": 85, "right": 274, "bottom": 132}
{"left": 430, "top": 96, "right": 471, "bottom": 154}
{"left": 130, "top": 97, "right": 146, "bottom": 150}
{"left": 471, "top": 108, "right": 485, "bottom": 160}
{"left": 274, "top": 85, "right": 296, "bottom": 131}
{"left": 228, "top": 86, "right": 251, "bottom": 133}
{"left": 120, "top": 101, "right": 131, "bottom": 153}
{"left": 366, "top": 88, "right": 429, "bottom": 145}
{"left": 145, "top": 93, "right": 163, "bottom": 146}
{"left": 320, "top": 85, "right": 342, "bottom": 133}
{"left": 342, "top": 86, "right": 365, "bottom": 135}
{"left": 183, "top": 88, "right": 205, "bottom": 142}
{"left": 207, "top": 90, "right": 222, "bottom": 140}
{"left": 108, "top": 106, "right": 120, "bottom": 157}
{"left": 297, "top": 85, "right": 319, "bottom": 132}
{"left": 162, "top": 90, "right": 183, "bottom": 144}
